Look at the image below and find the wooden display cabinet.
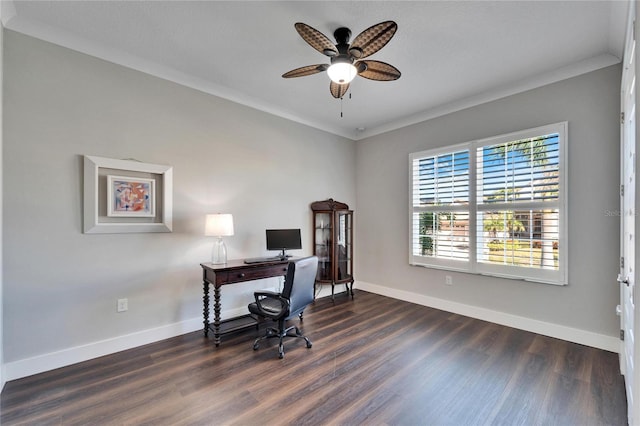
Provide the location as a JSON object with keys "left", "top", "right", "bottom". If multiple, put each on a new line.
{"left": 311, "top": 199, "right": 354, "bottom": 298}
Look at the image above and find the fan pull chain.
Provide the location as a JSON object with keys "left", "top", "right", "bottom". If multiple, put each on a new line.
{"left": 339, "top": 90, "right": 353, "bottom": 118}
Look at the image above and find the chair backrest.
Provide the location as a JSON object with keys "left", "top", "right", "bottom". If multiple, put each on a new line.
{"left": 282, "top": 256, "right": 318, "bottom": 319}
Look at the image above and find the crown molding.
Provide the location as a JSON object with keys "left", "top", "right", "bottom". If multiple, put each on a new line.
{"left": 4, "top": 9, "right": 622, "bottom": 142}
{"left": 355, "top": 53, "right": 621, "bottom": 140}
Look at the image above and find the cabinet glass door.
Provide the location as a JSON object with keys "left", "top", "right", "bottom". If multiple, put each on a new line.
{"left": 335, "top": 211, "right": 352, "bottom": 281}
{"left": 315, "top": 212, "right": 332, "bottom": 281}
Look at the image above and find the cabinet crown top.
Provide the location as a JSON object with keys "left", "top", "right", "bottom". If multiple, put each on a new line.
{"left": 311, "top": 198, "right": 349, "bottom": 211}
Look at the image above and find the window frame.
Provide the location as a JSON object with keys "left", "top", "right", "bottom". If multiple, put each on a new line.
{"left": 409, "top": 122, "right": 568, "bottom": 285}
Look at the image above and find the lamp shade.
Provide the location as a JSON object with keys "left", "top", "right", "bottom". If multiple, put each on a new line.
{"left": 205, "top": 214, "right": 234, "bottom": 237}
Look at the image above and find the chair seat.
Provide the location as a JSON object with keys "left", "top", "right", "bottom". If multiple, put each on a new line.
{"left": 248, "top": 298, "right": 282, "bottom": 317}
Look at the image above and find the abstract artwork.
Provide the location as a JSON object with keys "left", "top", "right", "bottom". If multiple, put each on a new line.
{"left": 107, "top": 175, "right": 156, "bottom": 217}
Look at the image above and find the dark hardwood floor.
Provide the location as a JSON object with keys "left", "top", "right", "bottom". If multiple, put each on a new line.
{"left": 1, "top": 290, "right": 627, "bottom": 425}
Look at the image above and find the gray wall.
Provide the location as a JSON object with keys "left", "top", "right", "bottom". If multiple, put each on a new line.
{"left": 1, "top": 27, "right": 623, "bottom": 371}
{"left": 3, "top": 30, "right": 356, "bottom": 364}
{"left": 356, "top": 64, "right": 622, "bottom": 338}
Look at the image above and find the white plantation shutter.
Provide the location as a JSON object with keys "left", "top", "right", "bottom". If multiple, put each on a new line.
{"left": 410, "top": 122, "right": 567, "bottom": 285}
{"left": 415, "top": 150, "right": 470, "bottom": 206}
{"left": 411, "top": 148, "right": 471, "bottom": 270}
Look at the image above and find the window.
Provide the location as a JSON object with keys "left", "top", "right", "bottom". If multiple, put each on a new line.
{"left": 410, "top": 122, "right": 567, "bottom": 285}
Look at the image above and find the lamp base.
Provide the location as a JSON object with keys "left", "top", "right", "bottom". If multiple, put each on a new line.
{"left": 212, "top": 237, "right": 227, "bottom": 264}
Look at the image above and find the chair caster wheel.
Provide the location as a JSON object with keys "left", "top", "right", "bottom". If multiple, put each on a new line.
{"left": 278, "top": 352, "right": 284, "bottom": 359}
{"left": 253, "top": 343, "right": 259, "bottom": 350}
{"left": 306, "top": 342, "right": 312, "bottom": 348}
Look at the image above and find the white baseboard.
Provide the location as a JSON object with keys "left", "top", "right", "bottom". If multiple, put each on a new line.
{"left": 356, "top": 280, "right": 620, "bottom": 353}
{"left": 3, "top": 300, "right": 276, "bottom": 382}
{"left": 4, "top": 287, "right": 337, "bottom": 383}
{"left": 4, "top": 281, "right": 618, "bottom": 383}
{"left": 4, "top": 317, "right": 206, "bottom": 382}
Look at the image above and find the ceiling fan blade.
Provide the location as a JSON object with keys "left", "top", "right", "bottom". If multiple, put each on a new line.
{"left": 357, "top": 60, "right": 401, "bottom": 81}
{"left": 282, "top": 64, "right": 329, "bottom": 78}
{"left": 295, "top": 23, "right": 338, "bottom": 57}
{"left": 349, "top": 21, "right": 397, "bottom": 59}
{"left": 330, "top": 81, "right": 350, "bottom": 99}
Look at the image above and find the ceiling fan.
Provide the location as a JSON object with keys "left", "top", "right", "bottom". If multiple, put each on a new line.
{"left": 282, "top": 21, "right": 401, "bottom": 99}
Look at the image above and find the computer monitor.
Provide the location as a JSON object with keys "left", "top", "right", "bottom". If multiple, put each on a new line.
{"left": 266, "top": 229, "right": 302, "bottom": 259}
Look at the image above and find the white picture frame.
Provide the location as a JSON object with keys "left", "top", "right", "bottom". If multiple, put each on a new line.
{"left": 83, "top": 155, "right": 173, "bottom": 233}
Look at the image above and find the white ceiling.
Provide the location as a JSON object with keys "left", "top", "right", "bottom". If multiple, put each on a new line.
{"left": 1, "top": 1, "right": 628, "bottom": 140}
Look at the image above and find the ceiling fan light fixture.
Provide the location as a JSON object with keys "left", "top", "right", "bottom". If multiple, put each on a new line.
{"left": 327, "top": 61, "right": 357, "bottom": 84}
{"left": 284, "top": 21, "right": 400, "bottom": 97}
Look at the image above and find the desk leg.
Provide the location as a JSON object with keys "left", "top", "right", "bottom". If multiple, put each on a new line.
{"left": 203, "top": 282, "right": 210, "bottom": 337}
{"left": 213, "top": 284, "right": 222, "bottom": 346}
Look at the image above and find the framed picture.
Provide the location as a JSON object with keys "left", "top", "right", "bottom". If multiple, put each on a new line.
{"left": 107, "top": 175, "right": 156, "bottom": 217}
{"left": 83, "top": 155, "right": 173, "bottom": 234}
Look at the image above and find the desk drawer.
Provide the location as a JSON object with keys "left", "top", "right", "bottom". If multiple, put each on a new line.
{"left": 225, "top": 265, "right": 288, "bottom": 284}
{"left": 205, "top": 263, "right": 288, "bottom": 285}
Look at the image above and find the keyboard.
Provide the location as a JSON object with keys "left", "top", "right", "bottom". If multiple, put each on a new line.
{"left": 243, "top": 256, "right": 284, "bottom": 264}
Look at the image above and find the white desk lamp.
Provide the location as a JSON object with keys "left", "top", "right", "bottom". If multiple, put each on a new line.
{"left": 205, "top": 213, "right": 234, "bottom": 264}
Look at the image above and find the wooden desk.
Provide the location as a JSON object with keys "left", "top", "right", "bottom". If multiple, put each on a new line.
{"left": 200, "top": 259, "right": 290, "bottom": 346}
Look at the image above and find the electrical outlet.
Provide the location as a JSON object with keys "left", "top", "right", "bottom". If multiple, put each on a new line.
{"left": 445, "top": 275, "right": 453, "bottom": 286}
{"left": 117, "top": 298, "right": 128, "bottom": 312}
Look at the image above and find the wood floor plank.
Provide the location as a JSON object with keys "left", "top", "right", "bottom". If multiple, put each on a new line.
{"left": 590, "top": 347, "right": 628, "bottom": 425}
{"left": 0, "top": 290, "right": 627, "bottom": 425}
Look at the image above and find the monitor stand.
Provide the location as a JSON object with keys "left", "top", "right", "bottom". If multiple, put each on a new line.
{"left": 278, "top": 250, "right": 292, "bottom": 260}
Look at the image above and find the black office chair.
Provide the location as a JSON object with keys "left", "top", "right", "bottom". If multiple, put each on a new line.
{"left": 248, "top": 256, "right": 318, "bottom": 359}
